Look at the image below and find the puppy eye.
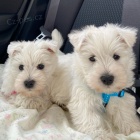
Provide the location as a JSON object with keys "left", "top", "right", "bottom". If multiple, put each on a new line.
{"left": 37, "top": 64, "right": 44, "bottom": 70}
{"left": 113, "top": 54, "right": 120, "bottom": 60}
{"left": 89, "top": 56, "right": 96, "bottom": 62}
{"left": 19, "top": 65, "right": 24, "bottom": 71}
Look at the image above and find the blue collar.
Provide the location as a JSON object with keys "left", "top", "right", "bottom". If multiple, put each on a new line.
{"left": 102, "top": 90, "right": 125, "bottom": 107}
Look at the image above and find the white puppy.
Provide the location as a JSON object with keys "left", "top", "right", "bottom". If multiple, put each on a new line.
{"left": 1, "top": 29, "right": 65, "bottom": 111}
{"left": 68, "top": 24, "right": 140, "bottom": 139}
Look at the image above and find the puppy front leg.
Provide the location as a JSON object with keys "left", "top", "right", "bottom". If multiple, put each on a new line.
{"left": 0, "top": 60, "right": 17, "bottom": 96}
{"left": 108, "top": 94, "right": 140, "bottom": 135}
{"left": 68, "top": 91, "right": 116, "bottom": 140}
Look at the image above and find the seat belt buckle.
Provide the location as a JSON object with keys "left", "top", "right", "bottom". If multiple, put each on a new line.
{"left": 132, "top": 87, "right": 136, "bottom": 93}
{"left": 35, "top": 26, "right": 52, "bottom": 41}
{"left": 35, "top": 32, "right": 46, "bottom": 41}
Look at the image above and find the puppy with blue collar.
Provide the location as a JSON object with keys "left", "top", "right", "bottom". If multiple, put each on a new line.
{"left": 68, "top": 24, "right": 140, "bottom": 139}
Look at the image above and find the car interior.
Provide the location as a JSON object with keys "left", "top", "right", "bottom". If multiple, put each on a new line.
{"left": 0, "top": 0, "right": 140, "bottom": 139}
{"left": 1, "top": 0, "right": 139, "bottom": 95}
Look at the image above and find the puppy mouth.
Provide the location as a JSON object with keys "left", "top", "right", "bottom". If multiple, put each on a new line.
{"left": 28, "top": 89, "right": 32, "bottom": 91}
{"left": 102, "top": 84, "right": 124, "bottom": 93}
{"left": 105, "top": 85, "right": 111, "bottom": 88}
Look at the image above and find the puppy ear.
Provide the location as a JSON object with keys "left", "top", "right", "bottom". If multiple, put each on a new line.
{"left": 7, "top": 42, "right": 23, "bottom": 57}
{"left": 68, "top": 30, "right": 86, "bottom": 51}
{"left": 68, "top": 25, "right": 96, "bottom": 51}
{"left": 117, "top": 26, "right": 138, "bottom": 47}
{"left": 40, "top": 40, "right": 58, "bottom": 53}
{"left": 51, "top": 29, "right": 63, "bottom": 49}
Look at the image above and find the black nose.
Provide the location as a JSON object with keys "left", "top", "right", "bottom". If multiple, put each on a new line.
{"left": 24, "top": 80, "right": 35, "bottom": 88}
{"left": 100, "top": 74, "right": 114, "bottom": 85}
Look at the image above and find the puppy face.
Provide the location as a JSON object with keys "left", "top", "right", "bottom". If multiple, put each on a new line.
{"left": 69, "top": 24, "right": 137, "bottom": 93}
{"left": 8, "top": 40, "right": 58, "bottom": 97}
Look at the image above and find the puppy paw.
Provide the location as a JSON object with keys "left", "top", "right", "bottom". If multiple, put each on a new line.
{"left": 120, "top": 123, "right": 140, "bottom": 136}
{"left": 93, "top": 134, "right": 117, "bottom": 140}
{"left": 1, "top": 90, "right": 11, "bottom": 97}
{"left": 0, "top": 86, "right": 14, "bottom": 97}
{"left": 91, "top": 130, "right": 116, "bottom": 140}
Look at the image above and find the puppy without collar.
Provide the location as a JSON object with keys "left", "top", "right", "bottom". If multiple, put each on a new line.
{"left": 1, "top": 29, "right": 63, "bottom": 111}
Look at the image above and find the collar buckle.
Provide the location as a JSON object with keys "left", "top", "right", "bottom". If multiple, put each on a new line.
{"left": 102, "top": 90, "right": 125, "bottom": 107}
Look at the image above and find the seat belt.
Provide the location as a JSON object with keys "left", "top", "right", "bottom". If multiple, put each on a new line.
{"left": 14, "top": 0, "right": 35, "bottom": 40}
{"left": 35, "top": 0, "right": 60, "bottom": 40}
{"left": 121, "top": 0, "right": 140, "bottom": 88}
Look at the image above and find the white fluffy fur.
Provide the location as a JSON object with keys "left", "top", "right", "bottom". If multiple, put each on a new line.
{"left": 68, "top": 24, "right": 140, "bottom": 139}
{"left": 1, "top": 29, "right": 71, "bottom": 111}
